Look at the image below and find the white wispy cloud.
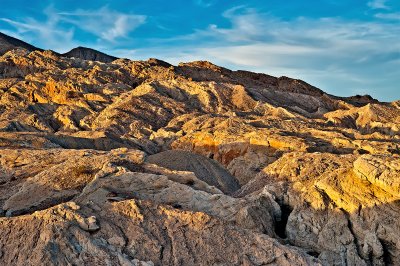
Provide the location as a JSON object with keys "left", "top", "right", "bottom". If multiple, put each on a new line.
{"left": 0, "top": 5, "right": 146, "bottom": 51}
{"left": 1, "top": 4, "right": 397, "bottom": 100}
{"left": 124, "top": 6, "right": 399, "bottom": 100}
{"left": 194, "top": 0, "right": 217, "bottom": 8}
{"left": 58, "top": 6, "right": 146, "bottom": 42}
{"left": 375, "top": 12, "right": 400, "bottom": 20}
{"left": 367, "top": 0, "right": 390, "bottom": 9}
{"left": 0, "top": 6, "right": 76, "bottom": 51}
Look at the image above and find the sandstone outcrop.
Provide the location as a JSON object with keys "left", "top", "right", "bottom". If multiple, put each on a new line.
{"left": 0, "top": 33, "right": 399, "bottom": 265}
{"left": 0, "top": 199, "right": 319, "bottom": 265}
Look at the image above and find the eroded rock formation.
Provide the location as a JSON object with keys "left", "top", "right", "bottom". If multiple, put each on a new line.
{"left": 0, "top": 33, "right": 399, "bottom": 265}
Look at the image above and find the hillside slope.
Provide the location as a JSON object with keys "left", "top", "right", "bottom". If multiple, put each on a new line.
{"left": 0, "top": 34, "right": 399, "bottom": 265}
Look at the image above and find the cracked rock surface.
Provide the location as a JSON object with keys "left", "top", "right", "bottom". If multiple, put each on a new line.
{"left": 0, "top": 43, "right": 399, "bottom": 265}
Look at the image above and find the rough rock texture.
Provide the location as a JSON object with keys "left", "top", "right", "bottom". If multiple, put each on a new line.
{"left": 236, "top": 153, "right": 400, "bottom": 265}
{"left": 0, "top": 34, "right": 399, "bottom": 265}
{"left": 0, "top": 200, "right": 318, "bottom": 266}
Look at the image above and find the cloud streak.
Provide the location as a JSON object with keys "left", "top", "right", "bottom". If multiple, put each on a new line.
{"left": 194, "top": 0, "right": 217, "bottom": 8}
{"left": 0, "top": 3, "right": 398, "bottom": 101}
{"left": 124, "top": 6, "right": 399, "bottom": 100}
{"left": 367, "top": 0, "right": 390, "bottom": 10}
{"left": 375, "top": 12, "right": 400, "bottom": 20}
{"left": 1, "top": 5, "right": 146, "bottom": 51}
{"left": 58, "top": 6, "right": 146, "bottom": 42}
{"left": 0, "top": 6, "right": 75, "bottom": 51}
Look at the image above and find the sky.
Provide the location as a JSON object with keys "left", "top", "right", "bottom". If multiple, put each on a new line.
{"left": 0, "top": 0, "right": 399, "bottom": 101}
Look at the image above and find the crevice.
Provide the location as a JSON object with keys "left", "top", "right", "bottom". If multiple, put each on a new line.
{"left": 274, "top": 203, "right": 292, "bottom": 239}
{"left": 315, "top": 186, "right": 336, "bottom": 208}
{"left": 171, "top": 203, "right": 182, "bottom": 209}
{"left": 380, "top": 239, "right": 394, "bottom": 265}
{"left": 113, "top": 224, "right": 132, "bottom": 260}
{"left": 159, "top": 245, "right": 165, "bottom": 262}
{"left": 5, "top": 194, "right": 76, "bottom": 217}
{"left": 340, "top": 208, "right": 363, "bottom": 260}
{"left": 306, "top": 251, "right": 320, "bottom": 258}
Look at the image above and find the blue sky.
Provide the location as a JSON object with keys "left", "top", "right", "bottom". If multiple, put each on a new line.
{"left": 0, "top": 0, "right": 399, "bottom": 101}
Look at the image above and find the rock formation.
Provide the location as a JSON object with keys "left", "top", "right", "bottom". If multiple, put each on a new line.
{"left": 0, "top": 32, "right": 399, "bottom": 265}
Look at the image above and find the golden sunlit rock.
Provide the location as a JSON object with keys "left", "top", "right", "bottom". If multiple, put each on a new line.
{"left": 0, "top": 33, "right": 399, "bottom": 265}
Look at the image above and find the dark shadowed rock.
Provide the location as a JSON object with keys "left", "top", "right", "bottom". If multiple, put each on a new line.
{"left": 63, "top": 46, "right": 118, "bottom": 63}
{"left": 0, "top": 32, "right": 42, "bottom": 55}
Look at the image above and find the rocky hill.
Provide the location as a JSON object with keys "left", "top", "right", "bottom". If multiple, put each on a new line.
{"left": 0, "top": 32, "right": 42, "bottom": 55}
{"left": 0, "top": 33, "right": 399, "bottom": 265}
{"left": 0, "top": 32, "right": 116, "bottom": 63}
{"left": 62, "top": 47, "right": 118, "bottom": 63}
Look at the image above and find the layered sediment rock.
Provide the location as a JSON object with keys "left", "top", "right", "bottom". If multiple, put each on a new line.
{"left": 0, "top": 38, "right": 399, "bottom": 265}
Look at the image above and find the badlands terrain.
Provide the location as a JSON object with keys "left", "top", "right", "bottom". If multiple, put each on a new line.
{"left": 0, "top": 32, "right": 399, "bottom": 265}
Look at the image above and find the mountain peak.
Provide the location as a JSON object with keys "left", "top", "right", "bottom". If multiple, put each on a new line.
{"left": 0, "top": 32, "right": 117, "bottom": 63}
{"left": 0, "top": 32, "right": 41, "bottom": 55}
{"left": 62, "top": 46, "right": 118, "bottom": 63}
